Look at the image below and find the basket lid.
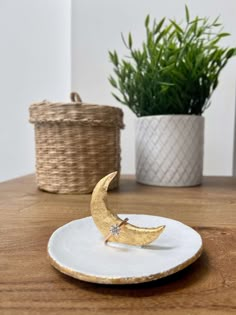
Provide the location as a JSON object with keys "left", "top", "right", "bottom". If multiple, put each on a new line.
{"left": 29, "top": 92, "right": 124, "bottom": 128}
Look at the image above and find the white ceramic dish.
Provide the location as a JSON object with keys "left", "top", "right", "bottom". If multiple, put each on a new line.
{"left": 47, "top": 214, "right": 203, "bottom": 284}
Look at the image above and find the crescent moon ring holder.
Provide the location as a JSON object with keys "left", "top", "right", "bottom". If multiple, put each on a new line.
{"left": 90, "top": 172, "right": 166, "bottom": 246}
{"left": 47, "top": 172, "right": 203, "bottom": 284}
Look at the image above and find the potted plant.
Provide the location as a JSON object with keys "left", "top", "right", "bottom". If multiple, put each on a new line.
{"left": 108, "top": 6, "right": 236, "bottom": 187}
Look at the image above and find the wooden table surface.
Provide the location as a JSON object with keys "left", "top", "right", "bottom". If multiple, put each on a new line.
{"left": 0, "top": 175, "right": 236, "bottom": 315}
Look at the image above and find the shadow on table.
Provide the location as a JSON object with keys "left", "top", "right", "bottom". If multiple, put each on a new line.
{"left": 58, "top": 250, "right": 209, "bottom": 297}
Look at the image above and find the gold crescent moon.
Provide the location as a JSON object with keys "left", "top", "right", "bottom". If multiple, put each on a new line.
{"left": 90, "top": 172, "right": 165, "bottom": 246}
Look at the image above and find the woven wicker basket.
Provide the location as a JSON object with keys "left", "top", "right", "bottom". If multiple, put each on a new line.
{"left": 29, "top": 92, "right": 124, "bottom": 194}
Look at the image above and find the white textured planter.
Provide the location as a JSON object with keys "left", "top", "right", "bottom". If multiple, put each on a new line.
{"left": 135, "top": 115, "right": 204, "bottom": 187}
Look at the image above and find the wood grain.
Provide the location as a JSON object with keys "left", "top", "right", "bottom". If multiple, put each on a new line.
{"left": 0, "top": 175, "right": 236, "bottom": 314}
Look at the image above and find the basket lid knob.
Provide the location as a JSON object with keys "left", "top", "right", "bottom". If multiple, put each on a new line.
{"left": 70, "top": 92, "right": 82, "bottom": 103}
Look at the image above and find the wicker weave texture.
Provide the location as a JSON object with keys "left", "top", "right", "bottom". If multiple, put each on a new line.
{"left": 30, "top": 93, "right": 124, "bottom": 194}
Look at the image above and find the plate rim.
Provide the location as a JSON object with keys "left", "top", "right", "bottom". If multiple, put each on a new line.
{"left": 47, "top": 215, "right": 203, "bottom": 285}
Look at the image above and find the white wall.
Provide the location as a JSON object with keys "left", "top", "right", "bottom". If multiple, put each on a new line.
{"left": 1, "top": 0, "right": 236, "bottom": 182}
{"left": 0, "top": 0, "right": 71, "bottom": 182}
{"left": 71, "top": 0, "right": 236, "bottom": 175}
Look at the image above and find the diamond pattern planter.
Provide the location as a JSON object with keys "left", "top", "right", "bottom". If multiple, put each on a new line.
{"left": 135, "top": 115, "right": 204, "bottom": 187}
